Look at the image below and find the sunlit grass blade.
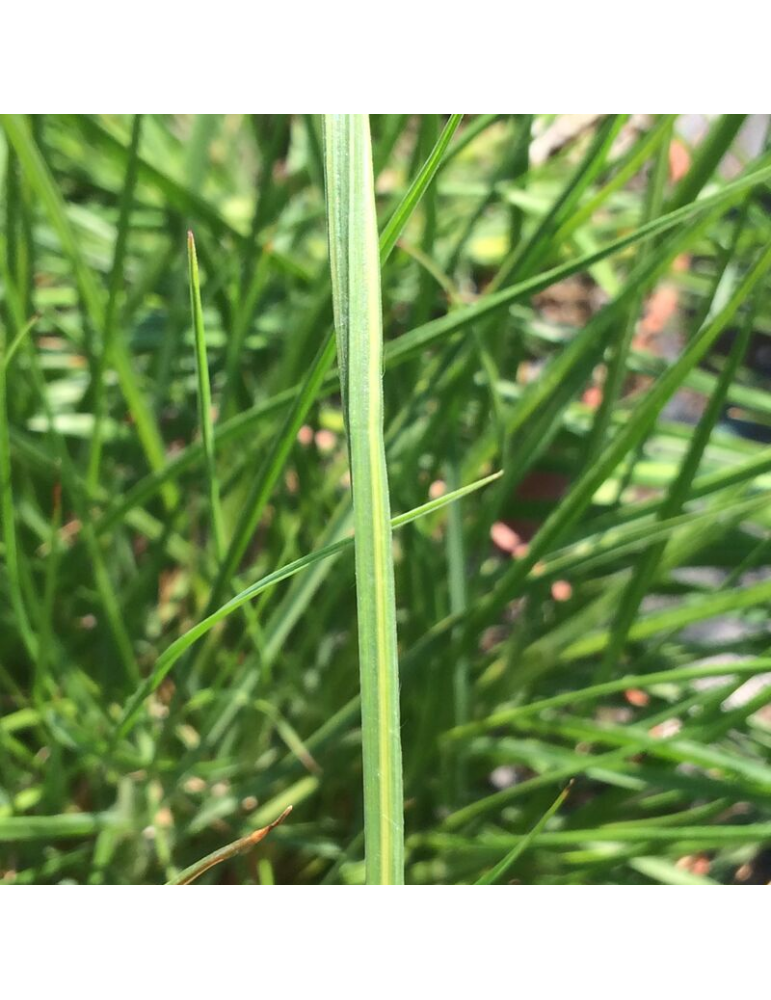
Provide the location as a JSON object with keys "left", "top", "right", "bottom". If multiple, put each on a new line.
{"left": 199, "top": 117, "right": 463, "bottom": 625}
{"left": 427, "top": 823, "right": 771, "bottom": 853}
{"left": 66, "top": 114, "right": 244, "bottom": 243}
{"left": 324, "top": 114, "right": 404, "bottom": 884}
{"left": 534, "top": 491, "right": 770, "bottom": 582}
{"left": 0, "top": 811, "right": 112, "bottom": 841}
{"left": 558, "top": 575, "right": 771, "bottom": 665}
{"left": 523, "top": 713, "right": 771, "bottom": 792}
{"left": 630, "top": 857, "right": 718, "bottom": 886}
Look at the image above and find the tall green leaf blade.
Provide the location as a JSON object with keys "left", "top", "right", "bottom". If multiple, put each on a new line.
{"left": 325, "top": 114, "right": 405, "bottom": 883}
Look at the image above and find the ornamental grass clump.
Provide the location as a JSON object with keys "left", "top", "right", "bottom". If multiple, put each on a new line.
{"left": 2, "top": 115, "right": 771, "bottom": 885}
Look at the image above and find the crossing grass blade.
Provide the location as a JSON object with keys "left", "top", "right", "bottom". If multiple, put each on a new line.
{"left": 475, "top": 783, "right": 572, "bottom": 884}
{"left": 379, "top": 114, "right": 463, "bottom": 261}
{"left": 114, "top": 472, "right": 501, "bottom": 740}
{"left": 2, "top": 313, "right": 38, "bottom": 372}
{"left": 449, "top": 658, "right": 771, "bottom": 739}
{"left": 197, "top": 114, "right": 463, "bottom": 624}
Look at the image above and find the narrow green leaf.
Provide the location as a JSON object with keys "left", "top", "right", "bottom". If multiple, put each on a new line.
{"left": 0, "top": 812, "right": 111, "bottom": 842}
{"left": 630, "top": 856, "right": 718, "bottom": 885}
{"left": 379, "top": 114, "right": 463, "bottom": 261}
{"left": 667, "top": 115, "right": 747, "bottom": 211}
{"left": 324, "top": 114, "right": 404, "bottom": 883}
{"left": 2, "top": 312, "right": 37, "bottom": 371}
{"left": 449, "top": 658, "right": 771, "bottom": 739}
{"left": 561, "top": 575, "right": 771, "bottom": 664}
{"left": 475, "top": 783, "right": 571, "bottom": 884}
{"left": 188, "top": 230, "right": 225, "bottom": 560}
{"left": 87, "top": 113, "right": 143, "bottom": 491}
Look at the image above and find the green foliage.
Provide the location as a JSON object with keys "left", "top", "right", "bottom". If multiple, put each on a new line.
{"left": 1, "top": 114, "right": 770, "bottom": 885}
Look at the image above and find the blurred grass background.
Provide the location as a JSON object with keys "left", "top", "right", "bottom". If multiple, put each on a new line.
{"left": 2, "top": 114, "right": 771, "bottom": 884}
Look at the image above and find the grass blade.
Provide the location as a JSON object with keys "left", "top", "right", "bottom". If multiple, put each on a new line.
{"left": 166, "top": 806, "right": 291, "bottom": 885}
{"left": 379, "top": 114, "right": 463, "bottom": 261}
{"left": 667, "top": 114, "right": 747, "bottom": 211}
{"left": 324, "top": 114, "right": 404, "bottom": 883}
{"left": 188, "top": 230, "right": 225, "bottom": 559}
{"left": 450, "top": 658, "right": 771, "bottom": 739}
{"left": 2, "top": 312, "right": 37, "bottom": 371}
{"left": 475, "top": 783, "right": 572, "bottom": 884}
{"left": 87, "top": 113, "right": 143, "bottom": 491}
